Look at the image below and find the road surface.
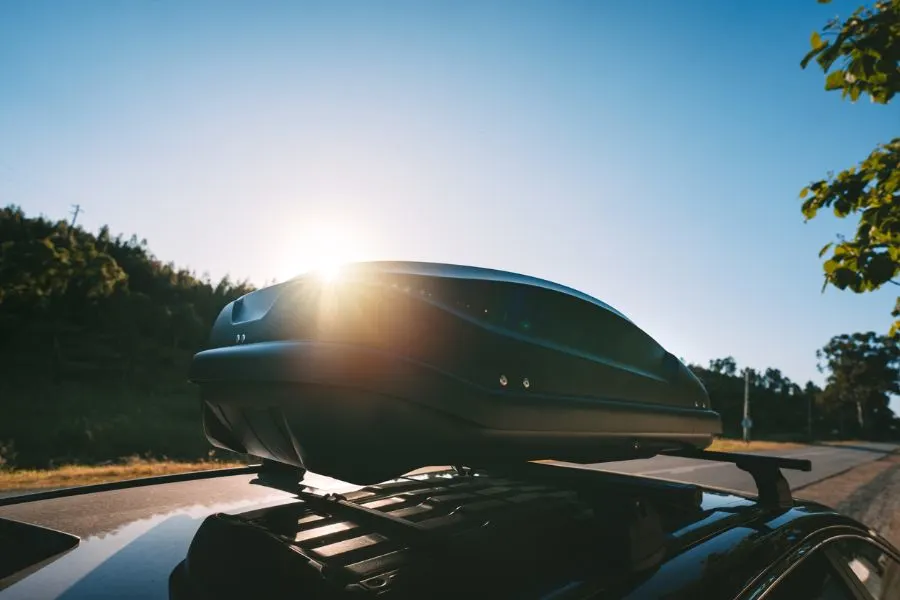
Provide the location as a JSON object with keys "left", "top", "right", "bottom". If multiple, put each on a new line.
{"left": 0, "top": 442, "right": 895, "bottom": 538}
{"left": 583, "top": 441, "right": 899, "bottom": 493}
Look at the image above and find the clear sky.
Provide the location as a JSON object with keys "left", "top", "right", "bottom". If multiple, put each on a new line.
{"left": 1, "top": 1, "right": 897, "bottom": 395}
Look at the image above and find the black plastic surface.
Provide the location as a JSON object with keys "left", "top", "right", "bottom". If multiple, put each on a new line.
{"left": 190, "top": 262, "right": 722, "bottom": 482}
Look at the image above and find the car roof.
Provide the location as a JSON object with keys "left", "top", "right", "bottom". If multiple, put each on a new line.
{"left": 0, "top": 464, "right": 873, "bottom": 600}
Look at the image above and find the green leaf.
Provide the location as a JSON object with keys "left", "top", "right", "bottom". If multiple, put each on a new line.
{"left": 802, "top": 200, "right": 819, "bottom": 220}
{"left": 801, "top": 46, "right": 823, "bottom": 69}
{"left": 832, "top": 267, "right": 857, "bottom": 289}
{"left": 825, "top": 70, "right": 846, "bottom": 90}
{"left": 824, "top": 259, "right": 840, "bottom": 273}
{"left": 834, "top": 199, "right": 851, "bottom": 216}
{"left": 800, "top": 187, "right": 810, "bottom": 199}
{"left": 810, "top": 31, "right": 826, "bottom": 50}
{"left": 819, "top": 242, "right": 834, "bottom": 258}
{"left": 866, "top": 253, "right": 898, "bottom": 285}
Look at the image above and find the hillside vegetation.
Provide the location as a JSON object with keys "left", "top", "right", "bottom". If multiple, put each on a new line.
{"left": 0, "top": 205, "right": 252, "bottom": 468}
{"left": 0, "top": 205, "right": 897, "bottom": 469}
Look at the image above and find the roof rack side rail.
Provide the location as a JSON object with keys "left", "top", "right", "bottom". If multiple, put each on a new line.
{"left": 661, "top": 449, "right": 812, "bottom": 509}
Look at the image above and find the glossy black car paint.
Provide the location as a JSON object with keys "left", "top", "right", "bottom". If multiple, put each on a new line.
{"left": 171, "top": 467, "right": 895, "bottom": 600}
{"left": 1, "top": 467, "right": 896, "bottom": 600}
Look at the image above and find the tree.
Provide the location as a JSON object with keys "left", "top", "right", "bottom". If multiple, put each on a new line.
{"left": 762, "top": 367, "right": 789, "bottom": 393}
{"left": 708, "top": 356, "right": 738, "bottom": 376}
{"left": 816, "top": 332, "right": 900, "bottom": 437}
{"left": 690, "top": 360, "right": 816, "bottom": 437}
{"left": 799, "top": 1, "right": 900, "bottom": 335}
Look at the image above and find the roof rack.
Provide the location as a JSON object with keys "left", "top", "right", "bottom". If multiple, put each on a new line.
{"left": 252, "top": 461, "right": 670, "bottom": 574}
{"left": 254, "top": 447, "right": 813, "bottom": 513}
{"left": 252, "top": 461, "right": 437, "bottom": 548}
{"left": 661, "top": 448, "right": 812, "bottom": 508}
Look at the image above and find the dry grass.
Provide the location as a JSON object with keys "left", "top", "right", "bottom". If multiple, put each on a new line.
{"left": 816, "top": 440, "right": 873, "bottom": 447}
{"left": 707, "top": 438, "right": 805, "bottom": 452}
{"left": 0, "top": 457, "right": 245, "bottom": 490}
{"left": 0, "top": 439, "right": 813, "bottom": 491}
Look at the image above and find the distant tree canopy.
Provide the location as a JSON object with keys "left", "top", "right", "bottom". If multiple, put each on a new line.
{"left": 0, "top": 205, "right": 253, "bottom": 384}
{"left": 799, "top": 0, "right": 900, "bottom": 335}
{"left": 695, "top": 332, "right": 900, "bottom": 439}
{"left": 817, "top": 331, "right": 900, "bottom": 437}
{"left": 693, "top": 358, "right": 821, "bottom": 439}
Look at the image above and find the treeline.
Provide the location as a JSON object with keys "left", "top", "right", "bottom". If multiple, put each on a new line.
{"left": 688, "top": 360, "right": 819, "bottom": 439}
{"left": 0, "top": 205, "right": 254, "bottom": 467}
{"left": 0, "top": 205, "right": 253, "bottom": 377}
{"left": 690, "top": 331, "right": 900, "bottom": 441}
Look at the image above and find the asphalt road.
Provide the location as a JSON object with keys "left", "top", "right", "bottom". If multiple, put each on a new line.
{"left": 0, "top": 442, "right": 896, "bottom": 538}
{"left": 579, "top": 441, "right": 899, "bottom": 493}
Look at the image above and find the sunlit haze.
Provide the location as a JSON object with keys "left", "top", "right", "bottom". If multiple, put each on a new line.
{"left": 274, "top": 222, "right": 365, "bottom": 283}
{"left": 1, "top": 1, "right": 896, "bottom": 399}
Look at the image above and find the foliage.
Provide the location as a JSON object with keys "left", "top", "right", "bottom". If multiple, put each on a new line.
{"left": 699, "top": 333, "right": 899, "bottom": 439}
{"left": 0, "top": 440, "right": 16, "bottom": 471}
{"left": 816, "top": 331, "right": 900, "bottom": 437}
{"left": 708, "top": 356, "right": 738, "bottom": 377}
{"left": 692, "top": 360, "right": 820, "bottom": 438}
{"left": 0, "top": 205, "right": 254, "bottom": 467}
{"left": 799, "top": 0, "right": 900, "bottom": 335}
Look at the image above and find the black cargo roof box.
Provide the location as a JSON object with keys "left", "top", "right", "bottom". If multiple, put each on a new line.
{"left": 189, "top": 261, "right": 722, "bottom": 483}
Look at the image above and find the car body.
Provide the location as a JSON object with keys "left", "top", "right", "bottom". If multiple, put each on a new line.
{"left": 1, "top": 462, "right": 898, "bottom": 599}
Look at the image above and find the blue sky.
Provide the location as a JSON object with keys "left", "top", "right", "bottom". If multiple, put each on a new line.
{"left": 1, "top": 1, "right": 897, "bottom": 397}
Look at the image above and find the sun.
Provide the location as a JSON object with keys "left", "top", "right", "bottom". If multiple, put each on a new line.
{"left": 298, "top": 249, "right": 351, "bottom": 283}
{"left": 316, "top": 258, "right": 344, "bottom": 283}
{"left": 274, "top": 221, "right": 367, "bottom": 283}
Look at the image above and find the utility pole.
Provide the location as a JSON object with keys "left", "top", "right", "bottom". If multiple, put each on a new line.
{"left": 70, "top": 204, "right": 83, "bottom": 227}
{"left": 742, "top": 368, "right": 751, "bottom": 442}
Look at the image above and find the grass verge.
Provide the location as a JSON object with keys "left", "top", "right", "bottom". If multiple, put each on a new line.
{"left": 707, "top": 438, "right": 805, "bottom": 452}
{"left": 0, "top": 439, "right": 816, "bottom": 491}
{"left": 0, "top": 458, "right": 244, "bottom": 490}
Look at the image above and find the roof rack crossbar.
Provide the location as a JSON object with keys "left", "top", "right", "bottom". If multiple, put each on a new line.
{"left": 661, "top": 449, "right": 811, "bottom": 508}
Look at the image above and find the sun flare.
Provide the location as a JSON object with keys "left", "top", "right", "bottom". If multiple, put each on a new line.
{"left": 275, "top": 221, "right": 368, "bottom": 283}
{"left": 316, "top": 259, "right": 344, "bottom": 283}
